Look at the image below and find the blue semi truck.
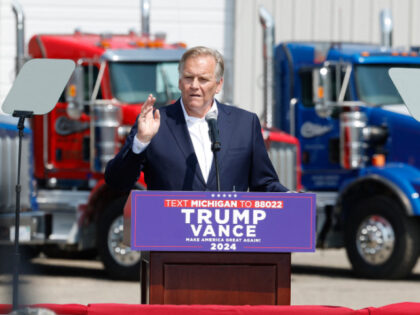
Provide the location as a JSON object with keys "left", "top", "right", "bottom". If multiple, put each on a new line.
{"left": 273, "top": 41, "right": 420, "bottom": 278}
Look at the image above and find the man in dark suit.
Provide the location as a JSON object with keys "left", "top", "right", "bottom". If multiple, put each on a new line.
{"left": 105, "top": 46, "right": 288, "bottom": 192}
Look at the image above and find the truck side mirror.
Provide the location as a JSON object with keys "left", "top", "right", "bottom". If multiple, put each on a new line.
{"left": 65, "top": 65, "right": 85, "bottom": 119}
{"left": 313, "top": 67, "right": 333, "bottom": 118}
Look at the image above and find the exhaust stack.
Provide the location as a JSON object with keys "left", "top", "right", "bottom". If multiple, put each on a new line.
{"left": 141, "top": 0, "right": 150, "bottom": 37}
{"left": 380, "top": 9, "right": 393, "bottom": 48}
{"left": 259, "top": 6, "right": 275, "bottom": 128}
{"left": 11, "top": 0, "right": 26, "bottom": 75}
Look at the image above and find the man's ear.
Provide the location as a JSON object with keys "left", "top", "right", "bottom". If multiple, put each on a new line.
{"left": 216, "top": 77, "right": 224, "bottom": 94}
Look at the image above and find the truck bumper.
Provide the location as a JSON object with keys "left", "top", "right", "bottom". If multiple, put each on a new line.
{"left": 0, "top": 211, "right": 49, "bottom": 245}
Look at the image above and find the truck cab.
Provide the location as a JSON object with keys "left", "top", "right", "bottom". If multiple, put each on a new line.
{"left": 275, "top": 42, "right": 420, "bottom": 278}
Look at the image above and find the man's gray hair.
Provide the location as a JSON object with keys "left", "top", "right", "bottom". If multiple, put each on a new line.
{"left": 178, "top": 46, "right": 224, "bottom": 82}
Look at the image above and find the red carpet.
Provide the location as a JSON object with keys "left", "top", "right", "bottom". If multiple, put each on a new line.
{"left": 1, "top": 303, "right": 420, "bottom": 315}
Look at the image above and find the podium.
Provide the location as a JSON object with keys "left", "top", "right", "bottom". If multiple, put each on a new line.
{"left": 124, "top": 191, "right": 315, "bottom": 305}
{"left": 140, "top": 251, "right": 290, "bottom": 305}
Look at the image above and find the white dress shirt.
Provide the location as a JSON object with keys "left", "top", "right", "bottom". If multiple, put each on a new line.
{"left": 132, "top": 99, "right": 218, "bottom": 183}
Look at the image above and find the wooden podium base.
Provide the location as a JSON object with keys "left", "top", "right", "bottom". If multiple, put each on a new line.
{"left": 140, "top": 251, "right": 291, "bottom": 305}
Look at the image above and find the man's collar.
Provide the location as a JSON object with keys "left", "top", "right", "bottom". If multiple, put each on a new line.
{"left": 180, "top": 98, "right": 218, "bottom": 122}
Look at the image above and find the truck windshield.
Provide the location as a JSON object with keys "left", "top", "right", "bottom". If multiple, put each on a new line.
{"left": 354, "top": 64, "right": 417, "bottom": 106}
{"left": 109, "top": 61, "right": 181, "bottom": 105}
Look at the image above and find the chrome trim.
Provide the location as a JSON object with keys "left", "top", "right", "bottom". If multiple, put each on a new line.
{"left": 0, "top": 130, "right": 32, "bottom": 212}
{"left": 11, "top": 0, "right": 25, "bottom": 74}
{"left": 36, "top": 189, "right": 90, "bottom": 212}
{"left": 90, "top": 101, "right": 122, "bottom": 172}
{"left": 338, "top": 64, "right": 352, "bottom": 103}
{"left": 259, "top": 6, "right": 275, "bottom": 128}
{"left": 0, "top": 212, "right": 46, "bottom": 244}
{"left": 141, "top": 0, "right": 150, "bottom": 37}
{"left": 356, "top": 215, "right": 395, "bottom": 265}
{"left": 340, "top": 111, "right": 367, "bottom": 169}
{"left": 37, "top": 190, "right": 91, "bottom": 244}
{"left": 101, "top": 49, "right": 186, "bottom": 62}
{"left": 380, "top": 9, "right": 393, "bottom": 48}
{"left": 267, "top": 141, "right": 297, "bottom": 190}
{"left": 89, "top": 61, "right": 106, "bottom": 171}
{"left": 43, "top": 115, "right": 54, "bottom": 171}
{"left": 315, "top": 191, "right": 338, "bottom": 208}
{"left": 118, "top": 125, "right": 132, "bottom": 140}
{"left": 90, "top": 61, "right": 106, "bottom": 103}
{"left": 290, "top": 98, "right": 297, "bottom": 136}
{"left": 108, "top": 214, "right": 141, "bottom": 266}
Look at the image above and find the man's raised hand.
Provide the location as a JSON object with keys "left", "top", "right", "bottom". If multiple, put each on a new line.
{"left": 136, "top": 94, "right": 161, "bottom": 143}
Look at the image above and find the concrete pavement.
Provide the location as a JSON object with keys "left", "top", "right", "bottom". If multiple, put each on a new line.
{"left": 0, "top": 249, "right": 419, "bottom": 309}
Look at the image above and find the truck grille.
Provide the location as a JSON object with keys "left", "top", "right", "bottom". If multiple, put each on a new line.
{"left": 267, "top": 141, "right": 298, "bottom": 191}
{"left": 0, "top": 123, "right": 33, "bottom": 213}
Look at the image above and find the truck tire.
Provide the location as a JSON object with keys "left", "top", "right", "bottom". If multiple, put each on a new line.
{"left": 97, "top": 196, "right": 141, "bottom": 280}
{"left": 345, "top": 195, "right": 420, "bottom": 279}
{"left": 42, "top": 245, "right": 97, "bottom": 260}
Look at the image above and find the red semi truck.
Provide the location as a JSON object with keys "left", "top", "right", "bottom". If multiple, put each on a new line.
{"left": 28, "top": 30, "right": 187, "bottom": 280}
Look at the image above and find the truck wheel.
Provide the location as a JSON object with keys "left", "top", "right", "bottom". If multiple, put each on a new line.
{"left": 43, "top": 245, "right": 97, "bottom": 260}
{"left": 345, "top": 195, "right": 420, "bottom": 279}
{"left": 97, "top": 197, "right": 141, "bottom": 280}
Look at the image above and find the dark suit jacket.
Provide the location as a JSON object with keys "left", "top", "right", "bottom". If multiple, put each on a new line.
{"left": 105, "top": 100, "right": 288, "bottom": 192}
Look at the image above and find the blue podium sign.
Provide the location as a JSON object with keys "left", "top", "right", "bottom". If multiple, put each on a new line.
{"left": 128, "top": 191, "right": 316, "bottom": 253}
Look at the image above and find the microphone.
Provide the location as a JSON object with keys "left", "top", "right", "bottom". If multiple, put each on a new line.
{"left": 205, "top": 111, "right": 221, "bottom": 191}
{"left": 205, "top": 111, "right": 221, "bottom": 152}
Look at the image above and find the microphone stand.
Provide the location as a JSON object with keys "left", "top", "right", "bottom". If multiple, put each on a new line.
{"left": 211, "top": 142, "right": 221, "bottom": 192}
{"left": 12, "top": 110, "right": 33, "bottom": 310}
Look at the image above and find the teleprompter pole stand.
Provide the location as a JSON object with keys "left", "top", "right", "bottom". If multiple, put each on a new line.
{"left": 0, "top": 58, "right": 75, "bottom": 310}
{"left": 12, "top": 110, "right": 33, "bottom": 310}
